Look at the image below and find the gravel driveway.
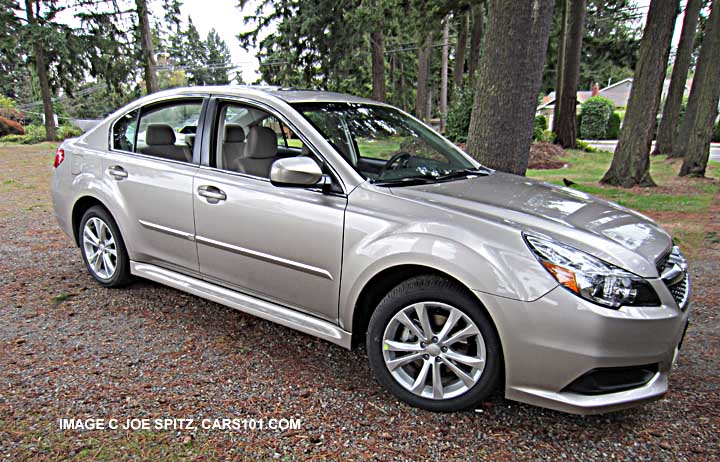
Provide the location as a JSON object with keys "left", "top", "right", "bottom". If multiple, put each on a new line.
{"left": 1, "top": 145, "right": 718, "bottom": 461}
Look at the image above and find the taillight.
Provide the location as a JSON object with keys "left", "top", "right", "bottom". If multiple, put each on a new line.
{"left": 53, "top": 148, "right": 65, "bottom": 168}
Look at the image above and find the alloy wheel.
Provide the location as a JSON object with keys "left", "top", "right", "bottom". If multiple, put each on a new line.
{"left": 382, "top": 302, "right": 487, "bottom": 400}
{"left": 82, "top": 217, "right": 118, "bottom": 280}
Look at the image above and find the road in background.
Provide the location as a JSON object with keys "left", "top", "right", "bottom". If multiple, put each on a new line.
{"left": 584, "top": 140, "right": 720, "bottom": 163}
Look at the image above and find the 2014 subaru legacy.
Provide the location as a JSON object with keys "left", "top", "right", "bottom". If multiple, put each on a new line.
{"left": 51, "top": 86, "right": 690, "bottom": 414}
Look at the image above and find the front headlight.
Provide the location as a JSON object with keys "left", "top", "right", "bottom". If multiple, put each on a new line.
{"left": 524, "top": 234, "right": 660, "bottom": 308}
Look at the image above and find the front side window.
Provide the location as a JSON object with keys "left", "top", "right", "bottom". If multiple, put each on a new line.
{"left": 292, "top": 103, "right": 483, "bottom": 184}
{"left": 213, "top": 102, "right": 311, "bottom": 179}
{"left": 133, "top": 100, "right": 202, "bottom": 163}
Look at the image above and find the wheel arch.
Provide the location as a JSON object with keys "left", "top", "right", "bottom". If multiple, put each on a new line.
{"left": 71, "top": 195, "right": 113, "bottom": 246}
{"left": 349, "top": 264, "right": 502, "bottom": 352}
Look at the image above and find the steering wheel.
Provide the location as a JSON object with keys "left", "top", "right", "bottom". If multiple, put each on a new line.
{"left": 379, "top": 152, "right": 412, "bottom": 178}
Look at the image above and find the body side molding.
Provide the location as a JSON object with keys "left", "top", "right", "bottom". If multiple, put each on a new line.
{"left": 194, "top": 235, "right": 334, "bottom": 280}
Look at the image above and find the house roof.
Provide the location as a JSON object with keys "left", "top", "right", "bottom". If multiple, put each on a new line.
{"left": 537, "top": 78, "right": 634, "bottom": 110}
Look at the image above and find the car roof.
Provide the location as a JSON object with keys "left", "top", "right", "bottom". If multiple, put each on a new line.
{"left": 166, "top": 85, "right": 381, "bottom": 105}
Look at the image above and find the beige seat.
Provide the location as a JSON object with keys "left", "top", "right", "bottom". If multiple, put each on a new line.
{"left": 237, "top": 126, "right": 277, "bottom": 177}
{"left": 221, "top": 124, "right": 246, "bottom": 172}
{"left": 140, "top": 124, "right": 191, "bottom": 162}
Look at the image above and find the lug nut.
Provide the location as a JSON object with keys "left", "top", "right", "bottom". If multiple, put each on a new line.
{"left": 423, "top": 354, "right": 430, "bottom": 360}
{"left": 441, "top": 346, "right": 448, "bottom": 353}
{"left": 420, "top": 342, "right": 426, "bottom": 348}
{"left": 432, "top": 336, "right": 438, "bottom": 343}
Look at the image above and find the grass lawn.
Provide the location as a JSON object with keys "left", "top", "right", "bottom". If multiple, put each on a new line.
{"left": 528, "top": 149, "right": 719, "bottom": 256}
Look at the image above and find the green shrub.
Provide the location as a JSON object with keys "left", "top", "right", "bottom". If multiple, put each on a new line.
{"left": 0, "top": 124, "right": 84, "bottom": 144}
{"left": 0, "top": 95, "right": 16, "bottom": 109}
{"left": 58, "top": 125, "right": 83, "bottom": 139}
{"left": 445, "top": 85, "right": 475, "bottom": 142}
{"left": 580, "top": 96, "right": 614, "bottom": 140}
{"left": 606, "top": 112, "right": 622, "bottom": 139}
{"left": 713, "top": 119, "right": 720, "bottom": 143}
{"left": 533, "top": 115, "right": 548, "bottom": 140}
{"left": 0, "top": 134, "right": 32, "bottom": 144}
{"left": 536, "top": 129, "right": 555, "bottom": 143}
{"left": 575, "top": 139, "right": 597, "bottom": 153}
{"left": 0, "top": 116, "right": 25, "bottom": 136}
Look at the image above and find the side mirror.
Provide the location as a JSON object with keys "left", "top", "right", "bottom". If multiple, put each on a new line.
{"left": 270, "top": 157, "right": 327, "bottom": 188}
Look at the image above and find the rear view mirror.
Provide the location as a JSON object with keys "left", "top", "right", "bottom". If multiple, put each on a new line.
{"left": 270, "top": 157, "right": 326, "bottom": 187}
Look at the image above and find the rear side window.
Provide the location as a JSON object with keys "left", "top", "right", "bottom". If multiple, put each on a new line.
{"left": 136, "top": 101, "right": 202, "bottom": 161}
{"left": 112, "top": 110, "right": 138, "bottom": 152}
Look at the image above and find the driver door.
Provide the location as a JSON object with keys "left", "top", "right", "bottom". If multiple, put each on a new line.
{"left": 193, "top": 99, "right": 347, "bottom": 322}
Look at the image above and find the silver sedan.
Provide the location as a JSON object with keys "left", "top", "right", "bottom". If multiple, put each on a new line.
{"left": 51, "top": 86, "right": 690, "bottom": 414}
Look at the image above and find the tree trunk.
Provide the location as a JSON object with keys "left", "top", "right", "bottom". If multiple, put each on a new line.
{"left": 673, "top": 0, "right": 718, "bottom": 159}
{"left": 466, "top": 0, "right": 555, "bottom": 175}
{"left": 415, "top": 35, "right": 432, "bottom": 120}
{"left": 552, "top": 0, "right": 567, "bottom": 133}
{"left": 600, "top": 0, "right": 678, "bottom": 188}
{"left": 370, "top": 0, "right": 386, "bottom": 102}
{"left": 554, "top": 0, "right": 586, "bottom": 148}
{"left": 440, "top": 17, "right": 450, "bottom": 132}
{"left": 654, "top": 0, "right": 702, "bottom": 155}
{"left": 453, "top": 11, "right": 468, "bottom": 88}
{"left": 25, "top": 0, "right": 56, "bottom": 142}
{"left": 137, "top": 0, "right": 159, "bottom": 94}
{"left": 679, "top": 0, "right": 720, "bottom": 176}
{"left": 468, "top": 2, "right": 484, "bottom": 80}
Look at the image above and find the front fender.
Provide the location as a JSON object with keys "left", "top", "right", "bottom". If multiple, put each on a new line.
{"left": 338, "top": 229, "right": 556, "bottom": 331}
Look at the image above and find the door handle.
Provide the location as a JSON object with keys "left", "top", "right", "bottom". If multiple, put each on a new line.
{"left": 198, "top": 185, "right": 227, "bottom": 202}
{"left": 108, "top": 165, "right": 128, "bottom": 179}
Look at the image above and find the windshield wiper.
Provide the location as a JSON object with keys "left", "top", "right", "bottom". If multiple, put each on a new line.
{"left": 433, "top": 167, "right": 491, "bottom": 181}
{"left": 371, "top": 176, "right": 436, "bottom": 187}
{"left": 372, "top": 167, "right": 491, "bottom": 187}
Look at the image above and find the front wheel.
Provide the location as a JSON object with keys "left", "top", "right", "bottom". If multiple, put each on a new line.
{"left": 367, "top": 275, "right": 501, "bottom": 411}
{"left": 79, "top": 206, "right": 131, "bottom": 287}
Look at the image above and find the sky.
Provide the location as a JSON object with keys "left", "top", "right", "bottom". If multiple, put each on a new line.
{"left": 178, "top": 0, "right": 269, "bottom": 83}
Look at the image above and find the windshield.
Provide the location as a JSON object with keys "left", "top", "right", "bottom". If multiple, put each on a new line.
{"left": 291, "top": 103, "right": 483, "bottom": 184}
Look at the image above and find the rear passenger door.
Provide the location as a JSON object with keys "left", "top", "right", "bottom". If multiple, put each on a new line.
{"left": 192, "top": 98, "right": 347, "bottom": 322}
{"left": 104, "top": 97, "right": 207, "bottom": 276}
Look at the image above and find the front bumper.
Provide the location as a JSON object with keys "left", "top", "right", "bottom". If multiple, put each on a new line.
{"left": 478, "top": 278, "right": 690, "bottom": 415}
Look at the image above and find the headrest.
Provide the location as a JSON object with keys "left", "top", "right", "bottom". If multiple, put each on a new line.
{"left": 146, "top": 124, "right": 176, "bottom": 145}
{"left": 224, "top": 124, "right": 245, "bottom": 143}
{"left": 245, "top": 126, "right": 277, "bottom": 159}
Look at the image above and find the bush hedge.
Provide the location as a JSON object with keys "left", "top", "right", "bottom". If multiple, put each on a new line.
{"left": 580, "top": 96, "right": 614, "bottom": 140}
{"left": 0, "top": 116, "right": 25, "bottom": 136}
{"left": 0, "top": 124, "right": 84, "bottom": 144}
{"left": 606, "top": 112, "right": 622, "bottom": 139}
{"left": 533, "top": 115, "right": 548, "bottom": 141}
{"left": 713, "top": 119, "right": 720, "bottom": 143}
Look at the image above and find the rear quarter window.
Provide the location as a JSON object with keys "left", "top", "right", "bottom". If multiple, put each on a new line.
{"left": 112, "top": 110, "right": 138, "bottom": 152}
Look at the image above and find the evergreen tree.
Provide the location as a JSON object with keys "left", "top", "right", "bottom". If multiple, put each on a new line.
{"left": 204, "top": 29, "right": 232, "bottom": 85}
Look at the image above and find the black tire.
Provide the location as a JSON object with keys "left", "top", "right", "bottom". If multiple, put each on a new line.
{"left": 367, "top": 275, "right": 501, "bottom": 412}
{"left": 78, "top": 206, "right": 132, "bottom": 287}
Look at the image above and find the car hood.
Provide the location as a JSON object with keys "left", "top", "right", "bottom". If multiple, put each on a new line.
{"left": 388, "top": 172, "right": 672, "bottom": 277}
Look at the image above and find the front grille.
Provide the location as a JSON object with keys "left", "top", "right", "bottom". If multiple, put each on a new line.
{"left": 656, "top": 247, "right": 690, "bottom": 310}
{"left": 668, "top": 273, "right": 690, "bottom": 308}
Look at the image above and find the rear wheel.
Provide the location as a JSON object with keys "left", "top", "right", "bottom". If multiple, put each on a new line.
{"left": 367, "top": 275, "right": 501, "bottom": 411}
{"left": 79, "top": 206, "right": 131, "bottom": 287}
